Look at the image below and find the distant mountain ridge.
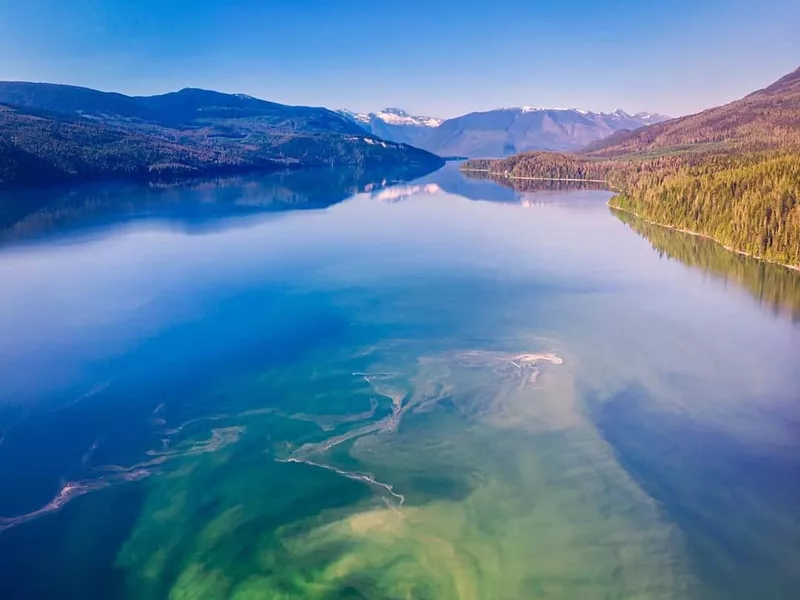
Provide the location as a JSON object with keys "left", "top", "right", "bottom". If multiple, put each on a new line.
{"left": 339, "top": 108, "right": 442, "bottom": 129}
{"left": 0, "top": 82, "right": 444, "bottom": 188}
{"left": 0, "top": 82, "right": 363, "bottom": 132}
{"left": 340, "top": 105, "right": 669, "bottom": 157}
{"left": 337, "top": 108, "right": 443, "bottom": 147}
{"left": 422, "top": 107, "right": 669, "bottom": 157}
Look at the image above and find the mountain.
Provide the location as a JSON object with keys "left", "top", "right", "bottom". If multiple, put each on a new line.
{"left": 582, "top": 66, "right": 800, "bottom": 157}
{"left": 0, "top": 83, "right": 444, "bottom": 189}
{"left": 337, "top": 108, "right": 443, "bottom": 147}
{"left": 339, "top": 105, "right": 668, "bottom": 157}
{"left": 0, "top": 83, "right": 373, "bottom": 132}
{"left": 629, "top": 111, "right": 672, "bottom": 127}
{"left": 420, "top": 107, "right": 669, "bottom": 157}
{"left": 462, "top": 66, "right": 800, "bottom": 267}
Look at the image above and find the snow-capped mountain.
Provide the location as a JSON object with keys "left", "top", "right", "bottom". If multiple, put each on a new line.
{"left": 339, "top": 107, "right": 442, "bottom": 128}
{"left": 337, "top": 108, "right": 443, "bottom": 147}
{"left": 337, "top": 109, "right": 372, "bottom": 126}
{"left": 607, "top": 108, "right": 672, "bottom": 128}
{"left": 339, "top": 106, "right": 670, "bottom": 157}
{"left": 420, "top": 107, "right": 671, "bottom": 157}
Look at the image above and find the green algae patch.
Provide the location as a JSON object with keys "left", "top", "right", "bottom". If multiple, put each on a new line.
{"left": 114, "top": 344, "right": 693, "bottom": 599}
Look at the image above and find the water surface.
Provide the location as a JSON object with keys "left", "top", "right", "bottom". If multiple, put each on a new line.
{"left": 0, "top": 165, "right": 798, "bottom": 599}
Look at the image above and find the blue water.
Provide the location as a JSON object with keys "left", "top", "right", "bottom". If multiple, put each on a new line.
{"left": 0, "top": 165, "right": 798, "bottom": 599}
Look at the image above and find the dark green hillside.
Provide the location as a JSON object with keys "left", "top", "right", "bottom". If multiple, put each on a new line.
{"left": 0, "top": 83, "right": 443, "bottom": 189}
{"left": 0, "top": 82, "right": 155, "bottom": 121}
{"left": 0, "top": 83, "right": 365, "bottom": 133}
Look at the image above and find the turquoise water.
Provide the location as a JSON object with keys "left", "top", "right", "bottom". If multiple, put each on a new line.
{"left": 0, "top": 166, "right": 798, "bottom": 599}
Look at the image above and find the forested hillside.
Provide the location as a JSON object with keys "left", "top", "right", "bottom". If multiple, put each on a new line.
{"left": 583, "top": 67, "right": 800, "bottom": 156}
{"left": 0, "top": 84, "right": 444, "bottom": 188}
{"left": 613, "top": 152, "right": 800, "bottom": 266}
{"left": 463, "top": 67, "right": 800, "bottom": 268}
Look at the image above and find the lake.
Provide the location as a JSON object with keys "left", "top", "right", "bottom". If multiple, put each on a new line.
{"left": 0, "top": 164, "right": 798, "bottom": 600}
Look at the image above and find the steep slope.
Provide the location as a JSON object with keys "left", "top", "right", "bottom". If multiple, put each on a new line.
{"left": 584, "top": 66, "right": 800, "bottom": 157}
{"left": 421, "top": 107, "right": 668, "bottom": 157}
{"left": 0, "top": 83, "right": 444, "bottom": 188}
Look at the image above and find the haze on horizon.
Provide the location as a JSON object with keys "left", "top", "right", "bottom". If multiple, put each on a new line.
{"left": 0, "top": 0, "right": 797, "bottom": 118}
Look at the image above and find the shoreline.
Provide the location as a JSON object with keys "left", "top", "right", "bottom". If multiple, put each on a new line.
{"left": 460, "top": 169, "right": 607, "bottom": 183}
{"left": 609, "top": 202, "right": 800, "bottom": 272}
{"left": 462, "top": 166, "right": 799, "bottom": 273}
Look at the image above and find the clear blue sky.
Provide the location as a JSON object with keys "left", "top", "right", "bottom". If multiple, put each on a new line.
{"left": 0, "top": 0, "right": 797, "bottom": 117}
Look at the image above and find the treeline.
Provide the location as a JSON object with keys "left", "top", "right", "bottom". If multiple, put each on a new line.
{"left": 464, "top": 152, "right": 615, "bottom": 181}
{"left": 463, "top": 150, "right": 800, "bottom": 267}
{"left": 459, "top": 169, "right": 606, "bottom": 193}
{"left": 611, "top": 153, "right": 800, "bottom": 266}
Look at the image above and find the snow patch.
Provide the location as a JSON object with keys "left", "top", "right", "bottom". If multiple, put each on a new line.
{"left": 362, "top": 137, "right": 391, "bottom": 148}
{"left": 374, "top": 109, "right": 442, "bottom": 127}
{"left": 521, "top": 106, "right": 571, "bottom": 112}
{"left": 339, "top": 108, "right": 442, "bottom": 128}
